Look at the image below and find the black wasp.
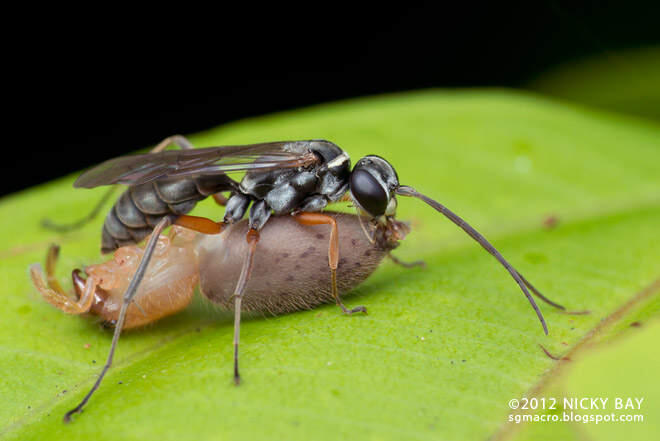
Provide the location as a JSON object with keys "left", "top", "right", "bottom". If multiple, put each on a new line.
{"left": 42, "top": 135, "right": 573, "bottom": 421}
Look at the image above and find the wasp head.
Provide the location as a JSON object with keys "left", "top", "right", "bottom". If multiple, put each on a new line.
{"left": 349, "top": 155, "right": 399, "bottom": 221}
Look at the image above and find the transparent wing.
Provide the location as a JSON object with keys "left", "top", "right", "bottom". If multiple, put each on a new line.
{"left": 74, "top": 141, "right": 319, "bottom": 188}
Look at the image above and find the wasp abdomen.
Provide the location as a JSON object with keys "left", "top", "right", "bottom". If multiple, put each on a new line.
{"left": 102, "top": 176, "right": 236, "bottom": 253}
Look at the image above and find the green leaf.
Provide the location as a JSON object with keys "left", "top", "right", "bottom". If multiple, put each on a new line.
{"left": 1, "top": 90, "right": 659, "bottom": 441}
{"left": 503, "top": 311, "right": 660, "bottom": 441}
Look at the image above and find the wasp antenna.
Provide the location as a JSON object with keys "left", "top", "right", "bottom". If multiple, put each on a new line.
{"left": 516, "top": 272, "right": 564, "bottom": 311}
{"left": 396, "top": 185, "right": 549, "bottom": 335}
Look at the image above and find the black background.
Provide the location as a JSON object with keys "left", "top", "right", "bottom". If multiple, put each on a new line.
{"left": 7, "top": 1, "right": 659, "bottom": 197}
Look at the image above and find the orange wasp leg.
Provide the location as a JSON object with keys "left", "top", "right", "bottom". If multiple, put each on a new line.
{"left": 174, "top": 214, "right": 225, "bottom": 234}
{"left": 293, "top": 211, "right": 367, "bottom": 315}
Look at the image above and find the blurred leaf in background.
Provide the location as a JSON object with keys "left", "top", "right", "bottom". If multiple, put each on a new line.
{"left": 0, "top": 89, "right": 659, "bottom": 441}
{"left": 530, "top": 46, "right": 660, "bottom": 121}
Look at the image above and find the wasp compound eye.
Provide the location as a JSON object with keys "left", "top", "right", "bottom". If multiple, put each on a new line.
{"left": 350, "top": 168, "right": 389, "bottom": 217}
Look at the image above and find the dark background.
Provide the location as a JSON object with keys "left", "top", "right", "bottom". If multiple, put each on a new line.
{"left": 7, "top": 1, "right": 659, "bottom": 197}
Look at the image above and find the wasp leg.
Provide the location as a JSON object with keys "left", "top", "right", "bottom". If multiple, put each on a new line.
{"left": 293, "top": 212, "right": 367, "bottom": 315}
{"left": 41, "top": 187, "right": 118, "bottom": 233}
{"left": 174, "top": 214, "right": 225, "bottom": 234}
{"left": 387, "top": 252, "right": 426, "bottom": 269}
{"left": 150, "top": 134, "right": 195, "bottom": 153}
{"left": 30, "top": 245, "right": 98, "bottom": 314}
{"left": 63, "top": 217, "right": 171, "bottom": 422}
{"left": 232, "top": 228, "right": 259, "bottom": 385}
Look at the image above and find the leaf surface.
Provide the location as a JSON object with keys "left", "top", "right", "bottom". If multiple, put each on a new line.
{"left": 1, "top": 90, "right": 659, "bottom": 441}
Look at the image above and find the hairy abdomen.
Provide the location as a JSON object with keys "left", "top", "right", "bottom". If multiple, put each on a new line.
{"left": 197, "top": 213, "right": 389, "bottom": 314}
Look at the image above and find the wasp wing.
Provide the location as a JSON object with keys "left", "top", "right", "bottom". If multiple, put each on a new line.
{"left": 74, "top": 141, "right": 319, "bottom": 188}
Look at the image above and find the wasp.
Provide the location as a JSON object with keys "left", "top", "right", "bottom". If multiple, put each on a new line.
{"left": 30, "top": 135, "right": 571, "bottom": 421}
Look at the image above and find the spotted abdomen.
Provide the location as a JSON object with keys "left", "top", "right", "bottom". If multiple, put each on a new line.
{"left": 196, "top": 212, "right": 398, "bottom": 314}
{"left": 102, "top": 176, "right": 237, "bottom": 253}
